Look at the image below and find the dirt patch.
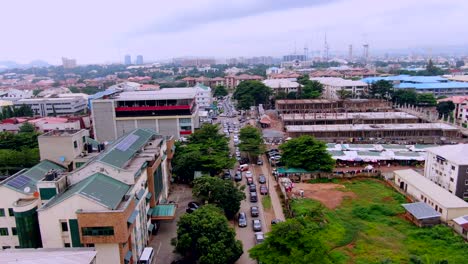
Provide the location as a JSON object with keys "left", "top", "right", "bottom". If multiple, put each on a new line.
{"left": 293, "top": 183, "right": 356, "bottom": 209}
{"left": 382, "top": 196, "right": 394, "bottom": 202}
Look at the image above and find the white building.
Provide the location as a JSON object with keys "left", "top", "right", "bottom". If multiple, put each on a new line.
{"left": 1, "top": 248, "right": 96, "bottom": 263}
{"left": 452, "top": 215, "right": 468, "bottom": 239}
{"left": 311, "top": 77, "right": 368, "bottom": 99}
{"left": 194, "top": 83, "right": 212, "bottom": 109}
{"left": 15, "top": 97, "right": 88, "bottom": 117}
{"left": 423, "top": 144, "right": 468, "bottom": 200}
{"left": 437, "top": 96, "right": 468, "bottom": 125}
{"left": 224, "top": 67, "right": 244, "bottom": 75}
{"left": 37, "top": 87, "right": 71, "bottom": 98}
{"left": 266, "top": 67, "right": 283, "bottom": 76}
{"left": 0, "top": 88, "right": 33, "bottom": 102}
{"left": 262, "top": 79, "right": 300, "bottom": 95}
{"left": 394, "top": 169, "right": 468, "bottom": 222}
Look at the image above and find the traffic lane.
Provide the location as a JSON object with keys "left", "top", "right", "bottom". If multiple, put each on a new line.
{"left": 251, "top": 165, "right": 268, "bottom": 233}
{"left": 235, "top": 186, "right": 256, "bottom": 264}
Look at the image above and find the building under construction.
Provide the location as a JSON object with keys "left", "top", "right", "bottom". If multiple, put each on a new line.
{"left": 285, "top": 123, "right": 460, "bottom": 143}
{"left": 282, "top": 112, "right": 421, "bottom": 126}
{"left": 275, "top": 99, "right": 392, "bottom": 114}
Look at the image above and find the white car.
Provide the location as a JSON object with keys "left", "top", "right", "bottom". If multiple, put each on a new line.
{"left": 245, "top": 171, "right": 253, "bottom": 177}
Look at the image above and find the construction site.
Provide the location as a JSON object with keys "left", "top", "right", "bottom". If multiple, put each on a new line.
{"left": 275, "top": 99, "right": 392, "bottom": 114}
{"left": 282, "top": 112, "right": 420, "bottom": 126}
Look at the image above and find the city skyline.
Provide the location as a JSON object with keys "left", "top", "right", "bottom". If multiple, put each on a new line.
{"left": 1, "top": 0, "right": 468, "bottom": 64}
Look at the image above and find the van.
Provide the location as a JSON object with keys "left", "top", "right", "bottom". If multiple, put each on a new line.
{"left": 239, "top": 164, "right": 249, "bottom": 171}
{"left": 138, "top": 247, "right": 154, "bottom": 264}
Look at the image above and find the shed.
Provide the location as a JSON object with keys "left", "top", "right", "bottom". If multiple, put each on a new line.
{"left": 402, "top": 202, "right": 441, "bottom": 227}
{"left": 452, "top": 215, "right": 468, "bottom": 240}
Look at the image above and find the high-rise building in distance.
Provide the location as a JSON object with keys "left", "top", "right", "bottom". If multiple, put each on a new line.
{"left": 136, "top": 55, "right": 144, "bottom": 65}
{"left": 124, "top": 54, "right": 131, "bottom": 65}
{"left": 62, "top": 57, "right": 77, "bottom": 68}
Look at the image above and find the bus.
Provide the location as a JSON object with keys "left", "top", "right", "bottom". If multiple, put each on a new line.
{"left": 138, "top": 247, "right": 154, "bottom": 264}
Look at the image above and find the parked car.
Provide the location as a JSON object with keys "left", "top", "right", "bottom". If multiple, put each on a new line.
{"left": 260, "top": 185, "right": 268, "bottom": 195}
{"left": 239, "top": 164, "right": 249, "bottom": 171}
{"left": 245, "top": 171, "right": 253, "bottom": 177}
{"left": 188, "top": 202, "right": 200, "bottom": 209}
{"left": 249, "top": 184, "right": 257, "bottom": 192}
{"left": 250, "top": 206, "right": 259, "bottom": 217}
{"left": 257, "top": 159, "right": 263, "bottom": 165}
{"left": 258, "top": 175, "right": 266, "bottom": 184}
{"left": 234, "top": 171, "right": 242, "bottom": 181}
{"left": 238, "top": 212, "right": 247, "bottom": 227}
{"left": 223, "top": 170, "right": 231, "bottom": 180}
{"left": 250, "top": 192, "right": 258, "bottom": 202}
{"left": 254, "top": 232, "right": 264, "bottom": 244}
{"left": 246, "top": 177, "right": 254, "bottom": 185}
{"left": 252, "top": 219, "right": 262, "bottom": 231}
{"left": 271, "top": 219, "right": 283, "bottom": 225}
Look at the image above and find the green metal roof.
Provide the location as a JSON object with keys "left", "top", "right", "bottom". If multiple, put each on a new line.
{"left": 43, "top": 173, "right": 130, "bottom": 210}
{"left": 328, "top": 150, "right": 345, "bottom": 156}
{"left": 85, "top": 136, "right": 100, "bottom": 148}
{"left": 2, "top": 160, "right": 66, "bottom": 194}
{"left": 151, "top": 204, "right": 176, "bottom": 219}
{"left": 357, "top": 151, "right": 382, "bottom": 156}
{"left": 414, "top": 144, "right": 438, "bottom": 149}
{"left": 381, "top": 144, "right": 407, "bottom": 149}
{"left": 195, "top": 83, "right": 210, "bottom": 90}
{"left": 97, "top": 129, "right": 156, "bottom": 169}
{"left": 127, "top": 210, "right": 139, "bottom": 224}
{"left": 277, "top": 167, "right": 311, "bottom": 174}
{"left": 394, "top": 152, "right": 421, "bottom": 157}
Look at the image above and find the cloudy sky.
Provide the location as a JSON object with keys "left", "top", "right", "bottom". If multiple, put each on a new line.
{"left": 1, "top": 0, "right": 467, "bottom": 64}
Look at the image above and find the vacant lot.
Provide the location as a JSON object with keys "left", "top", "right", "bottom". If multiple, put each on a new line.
{"left": 293, "top": 182, "right": 356, "bottom": 209}
{"left": 291, "top": 179, "right": 468, "bottom": 264}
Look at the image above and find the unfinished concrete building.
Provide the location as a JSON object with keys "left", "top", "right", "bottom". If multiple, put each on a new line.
{"left": 281, "top": 112, "right": 421, "bottom": 126}
{"left": 275, "top": 99, "right": 392, "bottom": 114}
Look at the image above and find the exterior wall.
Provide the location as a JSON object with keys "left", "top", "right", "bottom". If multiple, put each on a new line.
{"left": 91, "top": 100, "right": 117, "bottom": 142}
{"left": 456, "top": 165, "right": 468, "bottom": 200}
{"left": 69, "top": 162, "right": 135, "bottom": 186}
{"left": 116, "top": 120, "right": 137, "bottom": 138}
{"left": 38, "top": 196, "right": 107, "bottom": 248}
{"left": 95, "top": 243, "right": 121, "bottom": 264}
{"left": 0, "top": 187, "right": 33, "bottom": 248}
{"left": 39, "top": 121, "right": 81, "bottom": 132}
{"left": 15, "top": 98, "right": 87, "bottom": 117}
{"left": 38, "top": 130, "right": 90, "bottom": 166}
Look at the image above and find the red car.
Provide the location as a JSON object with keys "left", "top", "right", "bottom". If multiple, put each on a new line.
{"left": 260, "top": 185, "right": 268, "bottom": 195}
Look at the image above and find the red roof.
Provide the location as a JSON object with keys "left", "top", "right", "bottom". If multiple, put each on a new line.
{"left": 438, "top": 96, "right": 468, "bottom": 104}
{"left": 259, "top": 115, "right": 271, "bottom": 124}
{"left": 182, "top": 77, "right": 196, "bottom": 81}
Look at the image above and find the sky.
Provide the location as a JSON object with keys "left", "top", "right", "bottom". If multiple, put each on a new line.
{"left": 1, "top": 0, "right": 467, "bottom": 64}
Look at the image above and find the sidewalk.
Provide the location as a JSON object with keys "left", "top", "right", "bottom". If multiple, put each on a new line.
{"left": 261, "top": 163, "right": 285, "bottom": 221}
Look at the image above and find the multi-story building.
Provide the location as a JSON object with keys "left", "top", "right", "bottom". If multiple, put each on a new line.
{"left": 262, "top": 79, "right": 300, "bottom": 95}
{"left": 14, "top": 97, "right": 87, "bottom": 117}
{"left": 275, "top": 99, "right": 392, "bottom": 114}
{"left": 124, "top": 55, "right": 132, "bottom": 65}
{"left": 283, "top": 54, "right": 307, "bottom": 62}
{"left": 224, "top": 74, "right": 263, "bottom": 90}
{"left": 194, "top": 83, "right": 212, "bottom": 109}
{"left": 0, "top": 88, "right": 33, "bottom": 102}
{"left": 62, "top": 57, "right": 77, "bottom": 69}
{"left": 92, "top": 88, "right": 199, "bottom": 142}
{"left": 423, "top": 144, "right": 468, "bottom": 200}
{"left": 310, "top": 77, "right": 368, "bottom": 99}
{"left": 437, "top": 96, "right": 468, "bottom": 124}
{"left": 136, "top": 55, "right": 143, "bottom": 65}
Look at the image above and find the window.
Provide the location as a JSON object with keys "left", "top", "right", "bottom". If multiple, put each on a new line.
{"left": 450, "top": 177, "right": 454, "bottom": 182}
{"left": 11, "top": 227, "right": 17, "bottom": 236}
{"left": 81, "top": 226, "right": 114, "bottom": 236}
{"left": 73, "top": 140, "right": 78, "bottom": 148}
{"left": 61, "top": 221, "right": 69, "bottom": 232}
{"left": 465, "top": 180, "right": 468, "bottom": 186}
{"left": 0, "top": 228, "right": 9, "bottom": 236}
{"left": 64, "top": 243, "right": 71, "bottom": 248}
{"left": 439, "top": 208, "right": 442, "bottom": 213}
{"left": 86, "top": 243, "right": 95, "bottom": 247}
{"left": 2, "top": 246, "right": 11, "bottom": 249}
{"left": 0, "top": 209, "right": 5, "bottom": 217}
{"left": 8, "top": 208, "right": 14, "bottom": 217}
{"left": 451, "top": 165, "right": 455, "bottom": 170}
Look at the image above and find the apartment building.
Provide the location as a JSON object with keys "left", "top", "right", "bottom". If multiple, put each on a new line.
{"left": 423, "top": 144, "right": 468, "bottom": 200}
{"left": 438, "top": 96, "right": 468, "bottom": 125}
{"left": 310, "top": 77, "right": 368, "bottom": 99}
{"left": 262, "top": 79, "right": 300, "bottom": 95}
{"left": 194, "top": 83, "right": 212, "bottom": 109}
{"left": 92, "top": 88, "right": 200, "bottom": 142}
{"left": 15, "top": 97, "right": 87, "bottom": 117}
{"left": 224, "top": 74, "right": 263, "bottom": 90}
{"left": 0, "top": 88, "right": 33, "bottom": 102}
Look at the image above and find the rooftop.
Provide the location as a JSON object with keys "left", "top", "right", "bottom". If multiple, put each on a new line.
{"left": 425, "top": 144, "right": 468, "bottom": 165}
{"left": 1, "top": 248, "right": 96, "bottom": 264}
{"left": 285, "top": 123, "right": 459, "bottom": 132}
{"left": 311, "top": 77, "right": 368, "bottom": 87}
{"left": 396, "top": 82, "right": 468, "bottom": 90}
{"left": 42, "top": 172, "right": 130, "bottom": 210}
{"left": 1, "top": 160, "right": 66, "bottom": 194}
{"left": 282, "top": 112, "right": 417, "bottom": 121}
{"left": 262, "top": 79, "right": 300, "bottom": 88}
{"left": 394, "top": 169, "right": 468, "bottom": 208}
{"left": 438, "top": 95, "right": 468, "bottom": 104}
{"left": 40, "top": 129, "right": 85, "bottom": 137}
{"left": 361, "top": 75, "right": 447, "bottom": 84}
{"left": 402, "top": 202, "right": 441, "bottom": 220}
{"left": 116, "top": 88, "right": 196, "bottom": 101}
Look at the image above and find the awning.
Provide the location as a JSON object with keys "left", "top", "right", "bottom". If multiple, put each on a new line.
{"left": 146, "top": 192, "right": 152, "bottom": 200}
{"left": 127, "top": 210, "right": 139, "bottom": 224}
{"left": 124, "top": 250, "right": 132, "bottom": 261}
{"left": 151, "top": 204, "right": 177, "bottom": 220}
{"left": 147, "top": 208, "right": 154, "bottom": 216}
{"left": 136, "top": 189, "right": 145, "bottom": 200}
{"left": 148, "top": 224, "right": 155, "bottom": 232}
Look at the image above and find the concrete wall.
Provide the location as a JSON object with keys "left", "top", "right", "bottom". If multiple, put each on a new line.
{"left": 158, "top": 119, "right": 178, "bottom": 139}
{"left": 95, "top": 243, "right": 121, "bottom": 264}
{"left": 38, "top": 130, "right": 89, "bottom": 165}
{"left": 455, "top": 165, "right": 468, "bottom": 200}
{"left": 0, "top": 187, "right": 28, "bottom": 248}
{"left": 116, "top": 120, "right": 137, "bottom": 138}
{"left": 92, "top": 100, "right": 117, "bottom": 142}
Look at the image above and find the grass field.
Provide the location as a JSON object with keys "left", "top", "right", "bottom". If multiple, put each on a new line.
{"left": 290, "top": 179, "right": 468, "bottom": 264}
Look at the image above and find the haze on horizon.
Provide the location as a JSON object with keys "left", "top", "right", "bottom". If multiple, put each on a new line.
{"left": 1, "top": 0, "right": 467, "bottom": 65}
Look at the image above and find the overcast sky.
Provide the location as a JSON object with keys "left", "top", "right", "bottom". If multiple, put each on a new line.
{"left": 1, "top": 0, "right": 467, "bottom": 64}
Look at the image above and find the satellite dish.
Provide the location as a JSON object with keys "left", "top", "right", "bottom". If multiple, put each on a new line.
{"left": 24, "top": 187, "right": 31, "bottom": 193}
{"left": 59, "top": 156, "right": 66, "bottom": 162}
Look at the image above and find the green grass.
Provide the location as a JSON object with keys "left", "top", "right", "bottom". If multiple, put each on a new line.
{"left": 291, "top": 179, "right": 468, "bottom": 264}
{"left": 261, "top": 195, "right": 272, "bottom": 210}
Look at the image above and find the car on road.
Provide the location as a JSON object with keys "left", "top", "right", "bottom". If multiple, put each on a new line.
{"left": 250, "top": 192, "right": 258, "bottom": 202}
{"left": 254, "top": 232, "right": 264, "bottom": 244}
{"left": 234, "top": 171, "right": 242, "bottom": 181}
{"left": 239, "top": 164, "right": 249, "bottom": 171}
{"left": 246, "top": 177, "right": 253, "bottom": 185}
{"left": 186, "top": 201, "right": 200, "bottom": 214}
{"left": 238, "top": 212, "right": 247, "bottom": 227}
{"left": 245, "top": 171, "right": 253, "bottom": 177}
{"left": 260, "top": 185, "right": 268, "bottom": 195}
{"left": 249, "top": 184, "right": 256, "bottom": 192}
{"left": 256, "top": 158, "right": 263, "bottom": 165}
{"left": 223, "top": 170, "right": 231, "bottom": 180}
{"left": 258, "top": 174, "right": 266, "bottom": 184}
{"left": 239, "top": 158, "right": 249, "bottom": 165}
{"left": 252, "top": 219, "right": 262, "bottom": 231}
{"left": 250, "top": 206, "right": 259, "bottom": 217}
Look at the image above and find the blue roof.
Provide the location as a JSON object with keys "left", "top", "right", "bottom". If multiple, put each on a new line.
{"left": 88, "top": 88, "right": 117, "bottom": 100}
{"left": 361, "top": 75, "right": 447, "bottom": 84}
{"left": 395, "top": 82, "right": 468, "bottom": 90}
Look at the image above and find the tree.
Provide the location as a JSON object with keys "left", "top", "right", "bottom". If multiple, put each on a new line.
{"left": 368, "top": 80, "right": 393, "bottom": 99}
{"left": 336, "top": 88, "right": 352, "bottom": 100}
{"left": 286, "top": 91, "right": 298, "bottom": 99}
{"left": 297, "top": 75, "right": 323, "bottom": 99}
{"left": 192, "top": 176, "right": 245, "bottom": 219}
{"left": 456, "top": 60, "right": 465, "bottom": 68}
{"left": 18, "top": 122, "right": 35, "bottom": 133}
{"left": 436, "top": 101, "right": 455, "bottom": 118}
{"left": 392, "top": 89, "right": 418, "bottom": 105}
{"left": 249, "top": 218, "right": 332, "bottom": 264}
{"left": 238, "top": 125, "right": 265, "bottom": 161}
{"left": 279, "top": 135, "right": 335, "bottom": 172}
{"left": 173, "top": 205, "right": 243, "bottom": 264}
{"left": 416, "top": 93, "right": 436, "bottom": 106}
{"left": 233, "top": 80, "right": 272, "bottom": 110}
{"left": 213, "top": 85, "right": 228, "bottom": 97}
{"left": 275, "top": 91, "right": 287, "bottom": 100}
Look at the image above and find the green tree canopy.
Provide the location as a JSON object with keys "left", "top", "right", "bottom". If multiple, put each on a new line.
{"left": 192, "top": 176, "right": 245, "bottom": 219}
{"left": 233, "top": 80, "right": 272, "bottom": 110}
{"left": 213, "top": 85, "right": 228, "bottom": 97}
{"left": 436, "top": 101, "right": 455, "bottom": 118}
{"left": 18, "top": 122, "right": 35, "bottom": 133}
{"left": 238, "top": 125, "right": 265, "bottom": 161}
{"left": 392, "top": 89, "right": 418, "bottom": 105}
{"left": 279, "top": 135, "right": 335, "bottom": 172}
{"left": 174, "top": 205, "right": 243, "bottom": 264}
{"left": 337, "top": 88, "right": 352, "bottom": 100}
{"left": 368, "top": 80, "right": 394, "bottom": 99}
{"left": 297, "top": 75, "right": 323, "bottom": 99}
{"left": 416, "top": 93, "right": 437, "bottom": 106}
{"left": 249, "top": 218, "right": 332, "bottom": 264}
